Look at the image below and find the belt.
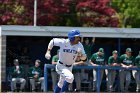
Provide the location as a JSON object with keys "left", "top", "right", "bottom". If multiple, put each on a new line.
{"left": 59, "top": 61, "right": 72, "bottom": 67}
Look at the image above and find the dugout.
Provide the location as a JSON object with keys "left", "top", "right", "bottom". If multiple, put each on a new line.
{"left": 0, "top": 25, "right": 140, "bottom": 91}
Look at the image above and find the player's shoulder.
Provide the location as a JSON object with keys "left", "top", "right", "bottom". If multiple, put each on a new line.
{"left": 109, "top": 56, "right": 113, "bottom": 59}
{"left": 120, "top": 54, "right": 125, "bottom": 57}
{"left": 77, "top": 42, "right": 84, "bottom": 47}
{"left": 53, "top": 38, "right": 68, "bottom": 43}
{"left": 93, "top": 52, "right": 97, "bottom": 56}
{"left": 53, "top": 38, "right": 65, "bottom": 41}
{"left": 136, "top": 55, "right": 140, "bottom": 59}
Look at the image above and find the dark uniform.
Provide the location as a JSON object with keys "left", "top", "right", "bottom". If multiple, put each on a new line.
{"left": 133, "top": 51, "right": 140, "bottom": 92}
{"left": 107, "top": 50, "right": 120, "bottom": 91}
{"left": 119, "top": 48, "right": 134, "bottom": 92}
{"left": 10, "top": 59, "right": 26, "bottom": 91}
{"left": 28, "top": 59, "right": 44, "bottom": 91}
{"left": 90, "top": 48, "right": 105, "bottom": 91}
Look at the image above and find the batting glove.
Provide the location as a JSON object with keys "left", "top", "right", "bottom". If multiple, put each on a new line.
{"left": 45, "top": 52, "right": 51, "bottom": 60}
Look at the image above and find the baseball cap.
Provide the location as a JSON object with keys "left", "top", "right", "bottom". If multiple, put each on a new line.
{"left": 112, "top": 50, "right": 118, "bottom": 54}
{"left": 99, "top": 48, "right": 104, "bottom": 53}
{"left": 14, "top": 59, "right": 19, "bottom": 63}
{"left": 35, "top": 59, "right": 41, "bottom": 63}
{"left": 126, "top": 48, "right": 132, "bottom": 52}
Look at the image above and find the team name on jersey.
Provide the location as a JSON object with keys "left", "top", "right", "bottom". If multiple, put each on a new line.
{"left": 123, "top": 60, "right": 132, "bottom": 63}
{"left": 63, "top": 49, "right": 77, "bottom": 54}
{"left": 96, "top": 59, "right": 104, "bottom": 62}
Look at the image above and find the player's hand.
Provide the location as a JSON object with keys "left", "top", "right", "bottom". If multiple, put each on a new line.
{"left": 45, "top": 52, "right": 51, "bottom": 60}
{"left": 34, "top": 74, "right": 38, "bottom": 79}
{"left": 77, "top": 48, "right": 82, "bottom": 56}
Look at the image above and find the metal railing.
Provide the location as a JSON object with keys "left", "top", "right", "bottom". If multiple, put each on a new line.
{"left": 44, "top": 64, "right": 140, "bottom": 92}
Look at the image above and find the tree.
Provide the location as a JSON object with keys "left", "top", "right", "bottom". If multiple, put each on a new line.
{"left": 0, "top": 0, "right": 120, "bottom": 27}
{"left": 111, "top": 0, "right": 140, "bottom": 28}
{"left": 76, "top": 0, "right": 120, "bottom": 27}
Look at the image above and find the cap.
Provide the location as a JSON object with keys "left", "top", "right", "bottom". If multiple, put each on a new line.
{"left": 99, "top": 48, "right": 104, "bottom": 53}
{"left": 35, "top": 59, "right": 41, "bottom": 63}
{"left": 126, "top": 48, "right": 132, "bottom": 52}
{"left": 14, "top": 59, "right": 19, "bottom": 63}
{"left": 112, "top": 50, "right": 118, "bottom": 54}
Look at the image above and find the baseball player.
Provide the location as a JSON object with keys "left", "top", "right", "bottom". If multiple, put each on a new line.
{"left": 119, "top": 48, "right": 134, "bottom": 92}
{"left": 133, "top": 51, "right": 140, "bottom": 92}
{"left": 89, "top": 48, "right": 105, "bottom": 92}
{"left": 45, "top": 29, "right": 87, "bottom": 93}
{"left": 28, "top": 59, "right": 44, "bottom": 92}
{"left": 107, "top": 50, "right": 120, "bottom": 92}
{"left": 10, "top": 59, "right": 26, "bottom": 92}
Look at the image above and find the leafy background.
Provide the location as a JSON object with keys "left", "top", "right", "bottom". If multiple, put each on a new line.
{"left": 0, "top": 0, "right": 140, "bottom": 28}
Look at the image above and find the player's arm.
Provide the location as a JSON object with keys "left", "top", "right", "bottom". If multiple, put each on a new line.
{"left": 89, "top": 54, "right": 98, "bottom": 66}
{"left": 89, "top": 59, "right": 98, "bottom": 66}
{"left": 119, "top": 55, "right": 127, "bottom": 68}
{"left": 74, "top": 60, "right": 84, "bottom": 65}
{"left": 127, "top": 58, "right": 134, "bottom": 68}
{"left": 78, "top": 44, "right": 87, "bottom": 62}
{"left": 45, "top": 38, "right": 64, "bottom": 60}
{"left": 74, "top": 56, "right": 84, "bottom": 66}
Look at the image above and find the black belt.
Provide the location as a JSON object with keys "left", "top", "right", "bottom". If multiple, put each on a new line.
{"left": 59, "top": 61, "right": 72, "bottom": 67}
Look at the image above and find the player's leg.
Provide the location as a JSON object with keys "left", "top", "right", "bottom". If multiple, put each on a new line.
{"left": 19, "top": 78, "right": 26, "bottom": 91}
{"left": 30, "top": 78, "right": 35, "bottom": 91}
{"left": 92, "top": 69, "right": 96, "bottom": 91}
{"left": 106, "top": 69, "right": 110, "bottom": 91}
{"left": 135, "top": 71, "right": 140, "bottom": 92}
{"left": 60, "top": 68, "right": 74, "bottom": 93}
{"left": 54, "top": 62, "right": 64, "bottom": 93}
{"left": 119, "top": 70, "right": 125, "bottom": 92}
{"left": 39, "top": 77, "right": 44, "bottom": 91}
{"left": 125, "top": 71, "right": 131, "bottom": 91}
{"left": 75, "top": 72, "right": 81, "bottom": 91}
{"left": 54, "top": 75, "right": 64, "bottom": 93}
{"left": 11, "top": 78, "right": 17, "bottom": 91}
{"left": 110, "top": 70, "right": 116, "bottom": 91}
{"left": 51, "top": 71, "right": 57, "bottom": 90}
{"left": 132, "top": 70, "right": 137, "bottom": 91}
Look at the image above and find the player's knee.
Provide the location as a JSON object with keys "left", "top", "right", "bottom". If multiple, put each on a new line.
{"left": 12, "top": 78, "right": 16, "bottom": 82}
{"left": 65, "top": 74, "right": 74, "bottom": 83}
{"left": 58, "top": 80, "right": 64, "bottom": 88}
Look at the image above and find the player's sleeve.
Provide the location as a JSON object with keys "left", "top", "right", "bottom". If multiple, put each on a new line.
{"left": 108, "top": 56, "right": 112, "bottom": 65}
{"left": 119, "top": 55, "right": 124, "bottom": 63}
{"left": 79, "top": 43, "right": 86, "bottom": 55}
{"left": 90, "top": 53, "right": 96, "bottom": 63}
{"left": 132, "top": 56, "right": 135, "bottom": 65}
{"left": 134, "top": 57, "right": 138, "bottom": 66}
{"left": 48, "top": 38, "right": 65, "bottom": 49}
{"left": 79, "top": 43, "right": 87, "bottom": 61}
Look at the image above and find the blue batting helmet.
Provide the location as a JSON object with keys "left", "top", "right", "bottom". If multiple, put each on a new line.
{"left": 68, "top": 29, "right": 81, "bottom": 42}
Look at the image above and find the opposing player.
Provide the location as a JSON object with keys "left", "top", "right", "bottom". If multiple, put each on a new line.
{"left": 133, "top": 51, "right": 140, "bottom": 92}
{"left": 45, "top": 29, "right": 87, "bottom": 93}
{"left": 119, "top": 48, "right": 134, "bottom": 92}
{"left": 107, "top": 50, "right": 120, "bottom": 92}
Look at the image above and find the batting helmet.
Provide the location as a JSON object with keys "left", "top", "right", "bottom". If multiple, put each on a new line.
{"left": 68, "top": 29, "right": 81, "bottom": 42}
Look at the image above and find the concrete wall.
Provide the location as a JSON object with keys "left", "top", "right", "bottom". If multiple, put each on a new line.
{"left": 0, "top": 35, "right": 6, "bottom": 91}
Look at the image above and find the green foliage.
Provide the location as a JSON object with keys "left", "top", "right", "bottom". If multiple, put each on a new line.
{"left": 111, "top": 0, "right": 140, "bottom": 28}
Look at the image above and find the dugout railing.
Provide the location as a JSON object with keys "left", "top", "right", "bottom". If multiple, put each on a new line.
{"left": 44, "top": 64, "right": 140, "bottom": 92}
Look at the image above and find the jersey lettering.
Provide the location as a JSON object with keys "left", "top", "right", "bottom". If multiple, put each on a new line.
{"left": 63, "top": 49, "right": 77, "bottom": 54}
{"left": 123, "top": 60, "right": 132, "bottom": 64}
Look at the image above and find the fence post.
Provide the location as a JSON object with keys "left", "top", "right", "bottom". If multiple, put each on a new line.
{"left": 44, "top": 64, "right": 48, "bottom": 92}
{"left": 97, "top": 67, "right": 101, "bottom": 92}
